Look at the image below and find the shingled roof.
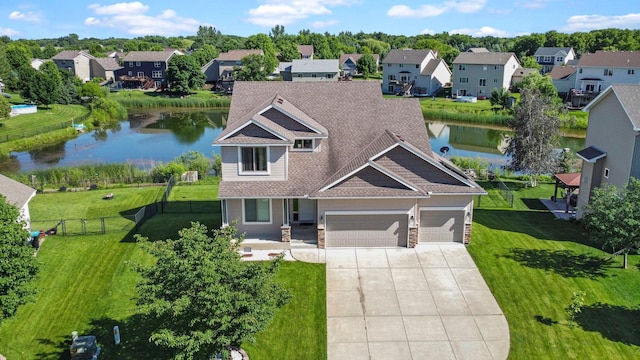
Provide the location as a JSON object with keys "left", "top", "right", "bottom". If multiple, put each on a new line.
{"left": 52, "top": 50, "right": 94, "bottom": 60}
{"left": 216, "top": 49, "right": 264, "bottom": 61}
{"left": 0, "top": 174, "right": 36, "bottom": 209}
{"left": 120, "top": 50, "right": 181, "bottom": 62}
{"left": 214, "top": 82, "right": 484, "bottom": 199}
{"left": 453, "top": 52, "right": 518, "bottom": 65}
{"left": 584, "top": 84, "right": 640, "bottom": 130}
{"left": 382, "top": 49, "right": 434, "bottom": 64}
{"left": 577, "top": 51, "right": 640, "bottom": 68}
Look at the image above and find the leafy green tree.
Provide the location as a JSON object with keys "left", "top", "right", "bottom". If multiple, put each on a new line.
{"left": 514, "top": 72, "right": 559, "bottom": 102}
{"left": 489, "top": 87, "right": 510, "bottom": 110}
{"left": 519, "top": 55, "right": 542, "bottom": 70}
{"left": 276, "top": 40, "right": 300, "bottom": 62}
{"left": 191, "top": 44, "right": 219, "bottom": 67}
{"left": 4, "top": 43, "right": 31, "bottom": 69}
{"left": 34, "top": 61, "right": 62, "bottom": 106}
{"left": 269, "top": 25, "right": 286, "bottom": 42}
{"left": 87, "top": 41, "right": 105, "bottom": 57}
{"left": 166, "top": 55, "right": 206, "bottom": 93}
{"left": 245, "top": 33, "right": 278, "bottom": 75}
{"left": 58, "top": 70, "right": 82, "bottom": 104}
{"left": 356, "top": 53, "right": 377, "bottom": 78}
{"left": 0, "top": 195, "right": 40, "bottom": 323}
{"left": 135, "top": 222, "right": 290, "bottom": 359}
{"left": 42, "top": 44, "right": 59, "bottom": 59}
{"left": 176, "top": 151, "right": 211, "bottom": 178}
{"left": 583, "top": 178, "right": 640, "bottom": 269}
{"left": 413, "top": 38, "right": 460, "bottom": 66}
{"left": 80, "top": 81, "right": 105, "bottom": 99}
{"left": 0, "top": 96, "right": 10, "bottom": 120}
{"left": 233, "top": 54, "right": 268, "bottom": 81}
{"left": 506, "top": 88, "right": 561, "bottom": 187}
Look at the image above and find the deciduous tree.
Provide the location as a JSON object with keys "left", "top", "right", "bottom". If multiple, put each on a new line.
{"left": 506, "top": 88, "right": 561, "bottom": 187}
{"left": 233, "top": 54, "right": 268, "bottom": 81}
{"left": 0, "top": 195, "right": 40, "bottom": 323}
{"left": 356, "top": 53, "right": 377, "bottom": 79}
{"left": 0, "top": 96, "right": 10, "bottom": 120}
{"left": 489, "top": 87, "right": 510, "bottom": 110}
{"left": 135, "top": 222, "right": 290, "bottom": 359}
{"left": 166, "top": 55, "right": 206, "bottom": 93}
{"left": 583, "top": 178, "right": 640, "bottom": 269}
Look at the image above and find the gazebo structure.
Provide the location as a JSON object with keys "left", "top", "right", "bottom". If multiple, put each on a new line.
{"left": 552, "top": 173, "right": 581, "bottom": 213}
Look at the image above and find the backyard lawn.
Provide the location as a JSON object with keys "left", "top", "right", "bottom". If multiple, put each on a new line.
{"left": 469, "top": 181, "right": 640, "bottom": 359}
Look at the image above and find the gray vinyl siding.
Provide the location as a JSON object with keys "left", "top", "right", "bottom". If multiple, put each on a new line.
{"left": 631, "top": 136, "right": 640, "bottom": 180}
{"left": 220, "top": 146, "right": 287, "bottom": 181}
{"left": 227, "top": 198, "right": 284, "bottom": 240}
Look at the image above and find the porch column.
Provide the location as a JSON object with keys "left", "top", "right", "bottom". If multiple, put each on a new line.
{"left": 317, "top": 224, "right": 325, "bottom": 249}
{"left": 408, "top": 226, "right": 418, "bottom": 248}
{"left": 281, "top": 225, "right": 291, "bottom": 242}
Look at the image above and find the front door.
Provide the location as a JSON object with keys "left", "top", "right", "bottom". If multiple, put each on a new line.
{"left": 293, "top": 199, "right": 315, "bottom": 224}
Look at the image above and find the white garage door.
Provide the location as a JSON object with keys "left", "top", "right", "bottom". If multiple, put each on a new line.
{"left": 419, "top": 211, "right": 464, "bottom": 243}
{"left": 326, "top": 214, "right": 408, "bottom": 247}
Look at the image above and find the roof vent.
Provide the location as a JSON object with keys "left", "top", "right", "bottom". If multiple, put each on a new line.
{"left": 276, "top": 97, "right": 284, "bottom": 104}
{"left": 395, "top": 133, "right": 405, "bottom": 142}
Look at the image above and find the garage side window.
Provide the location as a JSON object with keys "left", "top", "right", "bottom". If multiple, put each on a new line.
{"left": 244, "top": 199, "right": 271, "bottom": 223}
{"left": 240, "top": 147, "right": 268, "bottom": 173}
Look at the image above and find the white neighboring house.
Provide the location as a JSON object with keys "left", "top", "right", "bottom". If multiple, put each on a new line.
{"left": 0, "top": 174, "right": 37, "bottom": 229}
{"left": 452, "top": 52, "right": 520, "bottom": 98}
{"left": 534, "top": 47, "right": 576, "bottom": 74}
{"left": 290, "top": 59, "right": 339, "bottom": 81}
{"left": 381, "top": 49, "right": 451, "bottom": 96}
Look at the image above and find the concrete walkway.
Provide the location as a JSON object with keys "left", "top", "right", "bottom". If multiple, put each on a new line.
{"left": 325, "top": 245, "right": 510, "bottom": 360}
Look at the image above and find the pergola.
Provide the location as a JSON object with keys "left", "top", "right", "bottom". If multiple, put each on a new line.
{"left": 553, "top": 173, "right": 581, "bottom": 213}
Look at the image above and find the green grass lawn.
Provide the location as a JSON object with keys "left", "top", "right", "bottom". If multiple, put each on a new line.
{"left": 469, "top": 181, "right": 640, "bottom": 359}
{"left": 0, "top": 104, "right": 89, "bottom": 142}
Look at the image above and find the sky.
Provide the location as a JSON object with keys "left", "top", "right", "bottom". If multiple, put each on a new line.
{"left": 1, "top": 0, "right": 640, "bottom": 40}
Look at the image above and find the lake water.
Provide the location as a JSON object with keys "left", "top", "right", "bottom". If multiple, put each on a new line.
{"left": 0, "top": 108, "right": 585, "bottom": 173}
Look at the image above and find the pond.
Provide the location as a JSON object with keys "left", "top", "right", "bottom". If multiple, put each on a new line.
{"left": 0, "top": 108, "right": 586, "bottom": 173}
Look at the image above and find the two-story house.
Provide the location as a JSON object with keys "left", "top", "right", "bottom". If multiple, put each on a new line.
{"left": 51, "top": 50, "right": 94, "bottom": 82}
{"left": 287, "top": 59, "right": 339, "bottom": 81}
{"left": 339, "top": 53, "right": 380, "bottom": 76}
{"left": 567, "top": 51, "right": 640, "bottom": 108}
{"left": 534, "top": 47, "right": 576, "bottom": 74}
{"left": 213, "top": 81, "right": 485, "bottom": 248}
{"left": 114, "top": 49, "right": 182, "bottom": 89}
{"left": 298, "top": 45, "right": 314, "bottom": 59}
{"left": 90, "top": 57, "right": 123, "bottom": 83}
{"left": 0, "top": 174, "right": 37, "bottom": 230}
{"left": 576, "top": 84, "right": 640, "bottom": 218}
{"left": 452, "top": 52, "right": 520, "bottom": 98}
{"left": 381, "top": 49, "right": 451, "bottom": 96}
{"left": 201, "top": 49, "right": 264, "bottom": 90}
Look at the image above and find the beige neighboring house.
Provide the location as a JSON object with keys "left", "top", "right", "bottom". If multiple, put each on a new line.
{"left": 452, "top": 52, "right": 520, "bottom": 97}
{"left": 91, "top": 57, "right": 123, "bottom": 83}
{"left": 52, "top": 50, "right": 94, "bottom": 82}
{"left": 298, "top": 45, "right": 314, "bottom": 59}
{"left": 534, "top": 47, "right": 576, "bottom": 74}
{"left": 466, "top": 47, "right": 490, "bottom": 53}
{"left": 576, "top": 84, "right": 640, "bottom": 218}
{"left": 0, "top": 174, "right": 36, "bottom": 229}
{"left": 289, "top": 59, "right": 339, "bottom": 81}
{"left": 381, "top": 49, "right": 451, "bottom": 96}
{"left": 511, "top": 67, "right": 539, "bottom": 85}
{"left": 201, "top": 49, "right": 264, "bottom": 88}
{"left": 213, "top": 81, "right": 485, "bottom": 248}
{"left": 339, "top": 53, "right": 380, "bottom": 76}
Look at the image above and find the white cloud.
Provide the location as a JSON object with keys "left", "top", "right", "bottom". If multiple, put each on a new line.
{"left": 420, "top": 28, "right": 436, "bottom": 35}
{"left": 8, "top": 10, "right": 41, "bottom": 22}
{"left": 450, "top": 26, "right": 508, "bottom": 37}
{"left": 85, "top": 2, "right": 208, "bottom": 36}
{"left": 561, "top": 13, "right": 640, "bottom": 33}
{"left": 387, "top": 0, "right": 486, "bottom": 18}
{"left": 246, "top": 0, "right": 352, "bottom": 27}
{"left": 0, "top": 27, "right": 20, "bottom": 36}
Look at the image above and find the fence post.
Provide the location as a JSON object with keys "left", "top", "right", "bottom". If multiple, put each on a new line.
{"left": 101, "top": 217, "right": 106, "bottom": 234}
{"left": 81, "top": 219, "right": 86, "bottom": 235}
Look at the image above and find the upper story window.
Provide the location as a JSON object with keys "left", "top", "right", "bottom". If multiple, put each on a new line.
{"left": 543, "top": 56, "right": 553, "bottom": 62}
{"left": 604, "top": 69, "right": 613, "bottom": 76}
{"left": 399, "top": 64, "right": 403, "bottom": 68}
{"left": 479, "top": 78, "right": 487, "bottom": 86}
{"left": 556, "top": 56, "right": 564, "bottom": 62}
{"left": 152, "top": 70, "right": 162, "bottom": 78}
{"left": 137, "top": 71, "right": 144, "bottom": 77}
{"left": 628, "top": 69, "right": 635, "bottom": 75}
{"left": 494, "top": 65, "right": 500, "bottom": 70}
{"left": 579, "top": 68, "right": 583, "bottom": 73}
{"left": 483, "top": 65, "right": 487, "bottom": 71}
{"left": 293, "top": 139, "right": 313, "bottom": 151}
{"left": 154, "top": 61, "right": 161, "bottom": 68}
{"left": 388, "top": 74, "right": 396, "bottom": 80}
{"left": 297, "top": 74, "right": 303, "bottom": 77}
{"left": 312, "top": 73, "right": 317, "bottom": 78}
{"left": 459, "top": 77, "right": 468, "bottom": 83}
{"left": 240, "top": 147, "right": 268, "bottom": 174}
{"left": 128, "top": 62, "right": 134, "bottom": 67}
{"left": 136, "top": 61, "right": 141, "bottom": 66}
{"left": 387, "top": 63, "right": 391, "bottom": 67}
{"left": 458, "top": 64, "right": 465, "bottom": 71}
{"left": 415, "top": 64, "right": 419, "bottom": 69}
{"left": 327, "top": 73, "right": 334, "bottom": 78}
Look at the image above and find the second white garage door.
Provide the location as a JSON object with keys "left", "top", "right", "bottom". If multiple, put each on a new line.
{"left": 325, "top": 214, "right": 408, "bottom": 247}
{"left": 419, "top": 210, "right": 464, "bottom": 243}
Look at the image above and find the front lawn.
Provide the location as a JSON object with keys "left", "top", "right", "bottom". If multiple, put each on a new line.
{"left": 469, "top": 181, "right": 640, "bottom": 359}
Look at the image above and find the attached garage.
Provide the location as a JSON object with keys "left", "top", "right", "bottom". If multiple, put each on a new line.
{"left": 419, "top": 209, "right": 464, "bottom": 243}
{"left": 325, "top": 213, "right": 408, "bottom": 247}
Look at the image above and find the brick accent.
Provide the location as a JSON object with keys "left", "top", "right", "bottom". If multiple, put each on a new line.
{"left": 281, "top": 225, "right": 291, "bottom": 242}
{"left": 464, "top": 223, "right": 472, "bottom": 244}
{"left": 408, "top": 226, "right": 418, "bottom": 248}
{"left": 317, "top": 225, "right": 326, "bottom": 249}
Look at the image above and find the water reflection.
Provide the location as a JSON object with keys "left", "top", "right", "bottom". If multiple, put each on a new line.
{"left": 0, "top": 109, "right": 228, "bottom": 173}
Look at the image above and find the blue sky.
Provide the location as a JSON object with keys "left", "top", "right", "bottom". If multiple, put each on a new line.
{"left": 2, "top": 0, "right": 639, "bottom": 40}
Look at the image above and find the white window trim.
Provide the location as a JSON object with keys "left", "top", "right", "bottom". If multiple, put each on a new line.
{"left": 292, "top": 139, "right": 314, "bottom": 152}
{"left": 604, "top": 167, "right": 610, "bottom": 178}
{"left": 242, "top": 198, "right": 272, "bottom": 225}
{"left": 154, "top": 61, "right": 162, "bottom": 68}
{"left": 238, "top": 146, "right": 271, "bottom": 175}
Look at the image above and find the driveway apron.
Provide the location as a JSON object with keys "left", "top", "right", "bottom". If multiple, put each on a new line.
{"left": 326, "top": 244, "right": 510, "bottom": 360}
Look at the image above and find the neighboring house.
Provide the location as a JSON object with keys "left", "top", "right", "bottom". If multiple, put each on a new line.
{"left": 452, "top": 52, "right": 520, "bottom": 97}
{"left": 90, "top": 57, "right": 123, "bottom": 83}
{"left": 271, "top": 62, "right": 292, "bottom": 81}
{"left": 31, "top": 58, "right": 46, "bottom": 70}
{"left": 201, "top": 49, "right": 264, "bottom": 89}
{"left": 114, "top": 49, "right": 182, "bottom": 89}
{"left": 51, "top": 50, "right": 94, "bottom": 82}
{"left": 287, "top": 59, "right": 339, "bottom": 81}
{"left": 568, "top": 50, "right": 640, "bottom": 108}
{"left": 549, "top": 64, "right": 579, "bottom": 98}
{"left": 466, "top": 48, "right": 490, "bottom": 53}
{"left": 576, "top": 84, "right": 640, "bottom": 218}
{"left": 381, "top": 49, "right": 451, "bottom": 96}
{"left": 0, "top": 174, "right": 36, "bottom": 229}
{"left": 213, "top": 81, "right": 485, "bottom": 248}
{"left": 534, "top": 47, "right": 576, "bottom": 74}
{"left": 511, "top": 67, "right": 539, "bottom": 86}
{"left": 298, "top": 45, "right": 314, "bottom": 59}
{"left": 339, "top": 53, "right": 380, "bottom": 76}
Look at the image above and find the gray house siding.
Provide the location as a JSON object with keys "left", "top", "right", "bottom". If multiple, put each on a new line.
{"left": 220, "top": 146, "right": 287, "bottom": 181}
{"left": 227, "top": 198, "right": 284, "bottom": 240}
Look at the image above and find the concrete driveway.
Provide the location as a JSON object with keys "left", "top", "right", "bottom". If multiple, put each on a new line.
{"left": 325, "top": 244, "right": 510, "bottom": 360}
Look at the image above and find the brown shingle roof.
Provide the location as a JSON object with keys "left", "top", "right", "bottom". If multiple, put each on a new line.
{"left": 0, "top": 174, "right": 36, "bottom": 209}
{"left": 120, "top": 50, "right": 180, "bottom": 62}
{"left": 453, "top": 52, "right": 518, "bottom": 65}
{"left": 215, "top": 81, "right": 484, "bottom": 198}
{"left": 339, "top": 53, "right": 380, "bottom": 64}
{"left": 382, "top": 49, "right": 434, "bottom": 64}
{"left": 577, "top": 51, "right": 640, "bottom": 68}
{"left": 52, "top": 50, "right": 94, "bottom": 60}
{"left": 549, "top": 65, "right": 577, "bottom": 80}
{"left": 217, "top": 49, "right": 264, "bottom": 61}
{"left": 298, "top": 45, "right": 314, "bottom": 57}
{"left": 93, "top": 57, "right": 122, "bottom": 70}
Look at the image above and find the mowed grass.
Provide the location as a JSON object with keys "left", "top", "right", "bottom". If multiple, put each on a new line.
{"left": 0, "top": 184, "right": 326, "bottom": 359}
{"left": 468, "top": 181, "right": 640, "bottom": 359}
{"left": 0, "top": 104, "right": 89, "bottom": 140}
